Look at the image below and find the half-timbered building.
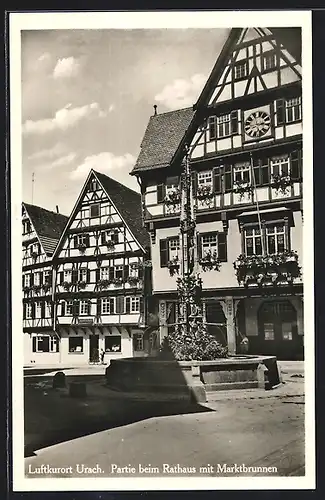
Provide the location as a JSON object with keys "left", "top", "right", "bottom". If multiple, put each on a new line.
{"left": 131, "top": 27, "right": 303, "bottom": 360}
{"left": 22, "top": 203, "right": 68, "bottom": 364}
{"left": 51, "top": 169, "right": 154, "bottom": 364}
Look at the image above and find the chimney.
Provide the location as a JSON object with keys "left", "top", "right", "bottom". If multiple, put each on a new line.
{"left": 153, "top": 104, "right": 157, "bottom": 116}
{"left": 56, "top": 205, "right": 59, "bottom": 214}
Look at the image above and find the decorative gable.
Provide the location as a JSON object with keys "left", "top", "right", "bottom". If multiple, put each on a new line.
{"left": 207, "top": 27, "right": 301, "bottom": 105}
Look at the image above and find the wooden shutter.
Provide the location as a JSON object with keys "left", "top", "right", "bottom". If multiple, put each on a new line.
{"left": 113, "top": 230, "right": 119, "bottom": 244}
{"left": 109, "top": 298, "right": 115, "bottom": 314}
{"left": 224, "top": 166, "right": 232, "bottom": 192}
{"left": 290, "top": 150, "right": 300, "bottom": 180}
{"left": 253, "top": 159, "right": 261, "bottom": 186}
{"left": 39, "top": 272, "right": 43, "bottom": 286}
{"left": 276, "top": 99, "right": 285, "bottom": 125}
{"left": 23, "top": 303, "right": 26, "bottom": 319}
{"left": 109, "top": 266, "right": 115, "bottom": 281}
{"left": 95, "top": 268, "right": 100, "bottom": 283}
{"left": 61, "top": 301, "right": 66, "bottom": 316}
{"left": 213, "top": 167, "right": 222, "bottom": 193}
{"left": 32, "top": 337, "right": 37, "bottom": 353}
{"left": 116, "top": 296, "right": 125, "bottom": 314}
{"left": 72, "top": 269, "right": 78, "bottom": 283}
{"left": 124, "top": 265, "right": 129, "bottom": 279}
{"left": 159, "top": 239, "right": 169, "bottom": 267}
{"left": 140, "top": 296, "right": 144, "bottom": 313}
{"left": 97, "top": 298, "right": 101, "bottom": 316}
{"left": 73, "top": 235, "right": 78, "bottom": 248}
{"left": 125, "top": 297, "right": 131, "bottom": 314}
{"left": 218, "top": 232, "right": 227, "bottom": 262}
{"left": 138, "top": 265, "right": 143, "bottom": 279}
{"left": 85, "top": 234, "right": 90, "bottom": 247}
{"left": 72, "top": 300, "right": 79, "bottom": 316}
{"left": 59, "top": 271, "right": 64, "bottom": 284}
{"left": 101, "top": 232, "right": 106, "bottom": 245}
{"left": 197, "top": 234, "right": 202, "bottom": 259}
{"left": 87, "top": 300, "right": 91, "bottom": 315}
{"left": 31, "top": 302, "right": 35, "bottom": 319}
{"left": 157, "top": 184, "right": 166, "bottom": 203}
{"left": 30, "top": 273, "right": 34, "bottom": 287}
{"left": 230, "top": 110, "right": 238, "bottom": 134}
{"left": 87, "top": 269, "right": 91, "bottom": 283}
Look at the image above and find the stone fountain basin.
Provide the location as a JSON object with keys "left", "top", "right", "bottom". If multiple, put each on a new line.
{"left": 105, "top": 355, "right": 281, "bottom": 403}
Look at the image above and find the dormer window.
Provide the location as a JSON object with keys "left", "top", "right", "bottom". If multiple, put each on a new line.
{"left": 23, "top": 220, "right": 31, "bottom": 235}
{"left": 262, "top": 50, "right": 277, "bottom": 72}
{"left": 90, "top": 203, "right": 100, "bottom": 218}
{"left": 234, "top": 60, "right": 248, "bottom": 80}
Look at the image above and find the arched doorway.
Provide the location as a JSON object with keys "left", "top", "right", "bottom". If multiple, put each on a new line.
{"left": 257, "top": 300, "right": 299, "bottom": 359}
{"left": 205, "top": 301, "right": 227, "bottom": 347}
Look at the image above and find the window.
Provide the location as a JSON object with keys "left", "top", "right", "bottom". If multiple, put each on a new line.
{"left": 32, "top": 335, "right": 59, "bottom": 353}
{"left": 282, "top": 322, "right": 293, "bottom": 341}
{"left": 101, "top": 229, "right": 119, "bottom": 245}
{"left": 165, "top": 176, "right": 179, "bottom": 194}
{"left": 100, "top": 267, "right": 110, "bottom": 280}
{"left": 30, "top": 243, "right": 39, "bottom": 256}
{"left": 266, "top": 224, "right": 286, "bottom": 254}
{"left": 89, "top": 178, "right": 99, "bottom": 192}
{"left": 23, "top": 274, "right": 31, "bottom": 288}
{"left": 80, "top": 208, "right": 89, "bottom": 219}
{"left": 90, "top": 203, "right": 100, "bottom": 218}
{"left": 270, "top": 155, "right": 290, "bottom": 177}
{"left": 252, "top": 157, "right": 270, "bottom": 186}
{"left": 129, "top": 263, "right": 139, "bottom": 278}
{"left": 25, "top": 303, "right": 33, "bottom": 319}
{"left": 35, "top": 302, "right": 43, "bottom": 318}
{"left": 159, "top": 237, "right": 180, "bottom": 267}
{"left": 233, "top": 162, "right": 250, "bottom": 184}
{"left": 78, "top": 268, "right": 88, "bottom": 282}
{"left": 264, "top": 323, "right": 275, "bottom": 341}
{"left": 202, "top": 234, "right": 217, "bottom": 254}
{"left": 101, "top": 298, "right": 113, "bottom": 314}
{"left": 79, "top": 300, "right": 90, "bottom": 316}
{"left": 34, "top": 273, "right": 41, "bottom": 286}
{"left": 133, "top": 333, "right": 144, "bottom": 351}
{"left": 69, "top": 337, "right": 83, "bottom": 353}
{"left": 244, "top": 227, "right": 263, "bottom": 256}
{"left": 198, "top": 171, "right": 213, "bottom": 187}
{"left": 234, "top": 61, "right": 248, "bottom": 80}
{"left": 276, "top": 96, "right": 302, "bottom": 125}
{"left": 22, "top": 220, "right": 31, "bottom": 234}
{"left": 209, "top": 110, "right": 238, "bottom": 140}
{"left": 262, "top": 50, "right": 277, "bottom": 72}
{"left": 130, "top": 296, "right": 140, "bottom": 313}
{"left": 285, "top": 97, "right": 302, "bottom": 123}
{"left": 105, "top": 335, "right": 121, "bottom": 352}
{"left": 199, "top": 232, "right": 227, "bottom": 262}
{"left": 63, "top": 270, "right": 72, "bottom": 283}
{"left": 75, "top": 233, "right": 89, "bottom": 247}
{"left": 44, "top": 270, "right": 51, "bottom": 285}
{"left": 169, "top": 238, "right": 180, "bottom": 260}
{"left": 66, "top": 300, "right": 73, "bottom": 315}
{"left": 115, "top": 265, "right": 124, "bottom": 279}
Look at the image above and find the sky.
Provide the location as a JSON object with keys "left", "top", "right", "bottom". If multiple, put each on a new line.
{"left": 22, "top": 28, "right": 229, "bottom": 216}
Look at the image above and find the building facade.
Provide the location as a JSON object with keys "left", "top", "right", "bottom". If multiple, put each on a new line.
{"left": 131, "top": 27, "right": 303, "bottom": 360}
{"left": 51, "top": 170, "right": 156, "bottom": 365}
{"left": 22, "top": 203, "right": 68, "bottom": 364}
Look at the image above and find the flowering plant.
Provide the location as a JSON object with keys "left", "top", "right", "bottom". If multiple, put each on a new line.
{"left": 62, "top": 281, "right": 72, "bottom": 291}
{"left": 127, "top": 276, "right": 140, "bottom": 286}
{"left": 271, "top": 174, "right": 293, "bottom": 195}
{"left": 106, "top": 240, "right": 115, "bottom": 250}
{"left": 77, "top": 281, "right": 87, "bottom": 290}
{"left": 199, "top": 249, "right": 221, "bottom": 272}
{"left": 164, "top": 188, "right": 181, "bottom": 205}
{"left": 233, "top": 179, "right": 254, "bottom": 200}
{"left": 167, "top": 255, "right": 180, "bottom": 277}
{"left": 196, "top": 184, "right": 213, "bottom": 200}
{"left": 97, "top": 279, "right": 111, "bottom": 290}
{"left": 77, "top": 242, "right": 87, "bottom": 253}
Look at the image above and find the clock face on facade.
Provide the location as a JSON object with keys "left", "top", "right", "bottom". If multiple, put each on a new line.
{"left": 244, "top": 110, "right": 271, "bottom": 138}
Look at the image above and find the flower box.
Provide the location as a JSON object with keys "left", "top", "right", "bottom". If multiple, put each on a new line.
{"left": 97, "top": 279, "right": 111, "bottom": 290}
{"left": 233, "top": 181, "right": 254, "bottom": 200}
{"left": 106, "top": 240, "right": 115, "bottom": 250}
{"left": 196, "top": 185, "right": 214, "bottom": 200}
{"left": 167, "top": 256, "right": 180, "bottom": 277}
{"left": 77, "top": 243, "right": 87, "bottom": 253}
{"left": 62, "top": 281, "right": 72, "bottom": 291}
{"left": 233, "top": 250, "right": 301, "bottom": 287}
{"left": 199, "top": 250, "right": 221, "bottom": 272}
{"left": 77, "top": 281, "right": 87, "bottom": 290}
{"left": 164, "top": 189, "right": 181, "bottom": 206}
{"left": 127, "top": 276, "right": 140, "bottom": 287}
{"left": 271, "top": 174, "right": 293, "bottom": 195}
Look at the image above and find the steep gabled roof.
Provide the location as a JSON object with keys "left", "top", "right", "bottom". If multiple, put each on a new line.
{"left": 93, "top": 171, "right": 150, "bottom": 250}
{"left": 23, "top": 203, "right": 68, "bottom": 256}
{"left": 131, "top": 27, "right": 302, "bottom": 176}
{"left": 130, "top": 107, "right": 195, "bottom": 175}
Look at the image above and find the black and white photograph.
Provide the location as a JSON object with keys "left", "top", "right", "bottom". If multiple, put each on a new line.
{"left": 10, "top": 10, "right": 315, "bottom": 491}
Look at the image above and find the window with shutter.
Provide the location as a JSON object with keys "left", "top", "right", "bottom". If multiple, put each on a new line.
{"left": 290, "top": 150, "right": 301, "bottom": 180}
{"left": 157, "top": 184, "right": 166, "bottom": 203}
{"left": 160, "top": 239, "right": 169, "bottom": 267}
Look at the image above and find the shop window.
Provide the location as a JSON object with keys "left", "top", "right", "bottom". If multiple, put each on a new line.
{"left": 105, "top": 335, "right": 121, "bottom": 352}
{"left": 69, "top": 337, "right": 83, "bottom": 353}
{"left": 32, "top": 335, "right": 59, "bottom": 353}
